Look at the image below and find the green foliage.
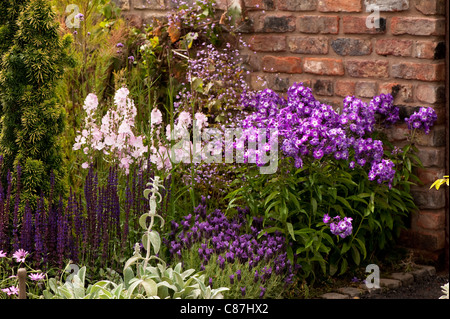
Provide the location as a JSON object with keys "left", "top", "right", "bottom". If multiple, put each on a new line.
{"left": 51, "top": 0, "right": 128, "bottom": 189}
{"left": 42, "top": 175, "right": 229, "bottom": 299}
{"left": 226, "top": 139, "right": 420, "bottom": 282}
{"left": 0, "top": 0, "right": 75, "bottom": 206}
{"left": 177, "top": 243, "right": 289, "bottom": 299}
{"left": 0, "top": 0, "right": 29, "bottom": 58}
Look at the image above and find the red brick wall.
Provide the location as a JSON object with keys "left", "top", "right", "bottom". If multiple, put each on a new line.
{"left": 121, "top": 0, "right": 448, "bottom": 263}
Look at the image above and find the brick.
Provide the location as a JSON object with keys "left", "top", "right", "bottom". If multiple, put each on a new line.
{"left": 335, "top": 80, "right": 356, "bottom": 97}
{"left": 391, "top": 62, "right": 445, "bottom": 82}
{"left": 313, "top": 79, "right": 334, "bottom": 96}
{"left": 262, "top": 55, "right": 302, "bottom": 74}
{"left": 414, "top": 125, "right": 447, "bottom": 147}
{"left": 276, "top": 0, "right": 317, "bottom": 11}
{"left": 385, "top": 122, "right": 409, "bottom": 140}
{"left": 248, "top": 35, "right": 286, "bottom": 52}
{"left": 249, "top": 73, "right": 268, "bottom": 91}
{"left": 256, "top": 14, "right": 296, "bottom": 32}
{"left": 391, "top": 17, "right": 445, "bottom": 36}
{"left": 244, "top": 0, "right": 276, "bottom": 10}
{"left": 416, "top": 167, "right": 447, "bottom": 185}
{"left": 303, "top": 57, "right": 344, "bottom": 75}
{"left": 413, "top": 209, "right": 446, "bottom": 230}
{"left": 364, "top": 0, "right": 409, "bottom": 11}
{"left": 415, "top": 146, "right": 446, "bottom": 167}
{"left": 266, "top": 74, "right": 291, "bottom": 91}
{"left": 355, "top": 81, "right": 377, "bottom": 98}
{"left": 411, "top": 185, "right": 446, "bottom": 209}
{"left": 318, "top": 0, "right": 362, "bottom": 12}
{"left": 375, "top": 39, "right": 413, "bottom": 57}
{"left": 415, "top": 0, "right": 446, "bottom": 15}
{"left": 298, "top": 15, "right": 339, "bottom": 34}
{"left": 138, "top": 0, "right": 165, "bottom": 9}
{"left": 331, "top": 38, "right": 372, "bottom": 56}
{"left": 379, "top": 83, "right": 413, "bottom": 103}
{"left": 403, "top": 229, "right": 446, "bottom": 251}
{"left": 345, "top": 60, "right": 389, "bottom": 78}
{"left": 288, "top": 36, "right": 329, "bottom": 54}
{"left": 415, "top": 84, "right": 446, "bottom": 104}
{"left": 414, "top": 41, "right": 446, "bottom": 60}
{"left": 343, "top": 16, "right": 386, "bottom": 34}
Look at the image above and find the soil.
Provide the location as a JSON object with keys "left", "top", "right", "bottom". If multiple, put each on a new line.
{"left": 361, "top": 270, "right": 449, "bottom": 299}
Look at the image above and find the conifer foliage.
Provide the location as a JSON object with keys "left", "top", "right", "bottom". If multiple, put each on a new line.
{"left": 0, "top": 0, "right": 75, "bottom": 207}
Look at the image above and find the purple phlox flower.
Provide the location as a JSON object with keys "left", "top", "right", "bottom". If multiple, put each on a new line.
{"left": 327, "top": 216, "right": 353, "bottom": 239}
{"left": 405, "top": 107, "right": 437, "bottom": 134}
{"left": 368, "top": 159, "right": 396, "bottom": 188}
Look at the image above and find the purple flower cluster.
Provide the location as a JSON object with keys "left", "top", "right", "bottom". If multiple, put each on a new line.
{"left": 323, "top": 214, "right": 353, "bottom": 239}
{"left": 370, "top": 93, "right": 399, "bottom": 126}
{"left": 405, "top": 107, "right": 437, "bottom": 134}
{"left": 165, "top": 196, "right": 299, "bottom": 286}
{"left": 368, "top": 159, "right": 396, "bottom": 188}
{"left": 0, "top": 155, "right": 156, "bottom": 271}
{"left": 238, "top": 83, "right": 407, "bottom": 186}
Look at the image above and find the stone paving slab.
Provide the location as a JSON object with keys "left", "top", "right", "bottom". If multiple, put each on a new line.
{"left": 321, "top": 292, "right": 350, "bottom": 299}
{"left": 380, "top": 278, "right": 402, "bottom": 289}
{"left": 320, "top": 264, "right": 436, "bottom": 299}
{"left": 389, "top": 272, "right": 414, "bottom": 285}
{"left": 410, "top": 267, "right": 429, "bottom": 281}
{"left": 337, "top": 287, "right": 364, "bottom": 297}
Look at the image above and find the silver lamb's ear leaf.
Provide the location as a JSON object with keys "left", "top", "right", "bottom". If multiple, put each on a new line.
{"left": 149, "top": 230, "right": 161, "bottom": 254}
{"left": 141, "top": 278, "right": 158, "bottom": 296}
{"left": 139, "top": 213, "right": 150, "bottom": 230}
{"left": 124, "top": 255, "right": 141, "bottom": 271}
{"left": 143, "top": 188, "right": 151, "bottom": 199}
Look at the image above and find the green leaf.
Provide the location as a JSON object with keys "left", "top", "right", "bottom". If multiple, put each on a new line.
{"left": 351, "top": 245, "right": 360, "bottom": 265}
{"left": 339, "top": 258, "right": 348, "bottom": 275}
{"left": 311, "top": 197, "right": 317, "bottom": 214}
{"left": 286, "top": 222, "right": 295, "bottom": 240}
{"left": 335, "top": 196, "right": 353, "bottom": 211}
{"left": 354, "top": 237, "right": 367, "bottom": 260}
{"left": 340, "top": 241, "right": 351, "bottom": 254}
